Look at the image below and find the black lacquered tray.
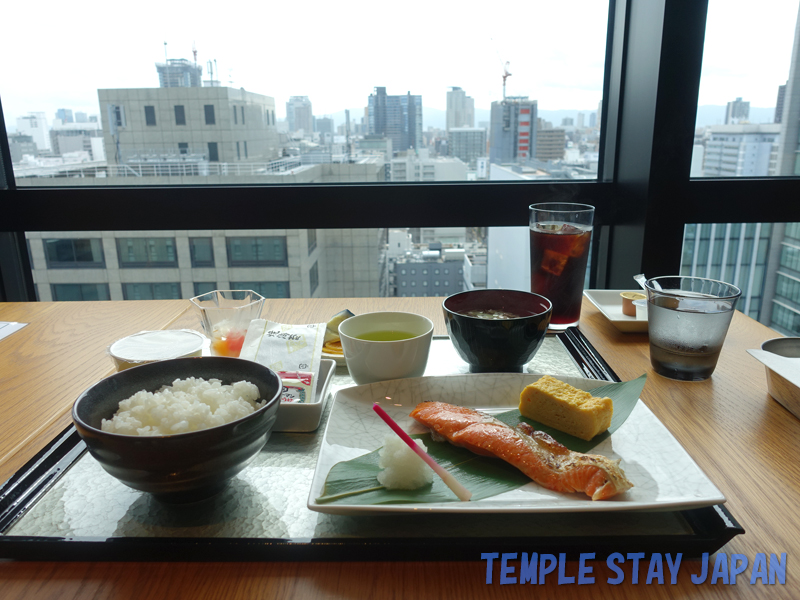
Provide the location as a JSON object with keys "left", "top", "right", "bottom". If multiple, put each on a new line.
{"left": 0, "top": 331, "right": 743, "bottom": 561}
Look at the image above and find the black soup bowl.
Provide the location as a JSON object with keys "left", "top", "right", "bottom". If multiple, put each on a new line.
{"left": 443, "top": 289, "right": 553, "bottom": 373}
{"left": 72, "top": 356, "right": 281, "bottom": 503}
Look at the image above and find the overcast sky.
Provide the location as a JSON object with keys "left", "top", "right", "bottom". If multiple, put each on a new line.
{"left": 1, "top": 0, "right": 798, "bottom": 129}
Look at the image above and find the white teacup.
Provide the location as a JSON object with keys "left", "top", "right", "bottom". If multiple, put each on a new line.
{"left": 338, "top": 312, "right": 434, "bottom": 385}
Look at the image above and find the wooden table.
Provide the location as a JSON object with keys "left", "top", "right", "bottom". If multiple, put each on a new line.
{"left": 0, "top": 298, "right": 796, "bottom": 598}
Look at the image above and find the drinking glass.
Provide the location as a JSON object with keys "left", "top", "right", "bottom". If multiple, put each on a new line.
{"left": 190, "top": 290, "right": 265, "bottom": 357}
{"left": 529, "top": 202, "right": 595, "bottom": 329}
{"left": 645, "top": 276, "right": 741, "bottom": 381}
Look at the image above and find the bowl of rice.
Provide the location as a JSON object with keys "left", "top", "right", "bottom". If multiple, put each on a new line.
{"left": 72, "top": 356, "right": 282, "bottom": 503}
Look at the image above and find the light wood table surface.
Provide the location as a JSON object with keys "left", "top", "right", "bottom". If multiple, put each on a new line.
{"left": 0, "top": 297, "right": 797, "bottom": 599}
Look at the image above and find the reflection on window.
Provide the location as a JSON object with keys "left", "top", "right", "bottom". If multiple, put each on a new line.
{"left": 44, "top": 238, "right": 104, "bottom": 268}
{"left": 193, "top": 282, "right": 217, "bottom": 297}
{"left": 231, "top": 281, "right": 289, "bottom": 298}
{"left": 51, "top": 283, "right": 110, "bottom": 301}
{"left": 190, "top": 237, "right": 214, "bottom": 267}
{"left": 227, "top": 236, "right": 287, "bottom": 266}
{"left": 117, "top": 238, "right": 177, "bottom": 267}
{"left": 122, "top": 283, "right": 181, "bottom": 300}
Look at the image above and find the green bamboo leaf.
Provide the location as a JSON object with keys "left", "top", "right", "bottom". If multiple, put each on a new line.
{"left": 316, "top": 374, "right": 647, "bottom": 505}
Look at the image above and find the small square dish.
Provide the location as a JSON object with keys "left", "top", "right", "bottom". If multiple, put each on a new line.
{"left": 273, "top": 359, "right": 336, "bottom": 432}
{"left": 584, "top": 290, "right": 648, "bottom": 333}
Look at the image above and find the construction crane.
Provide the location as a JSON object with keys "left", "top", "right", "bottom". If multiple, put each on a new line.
{"left": 502, "top": 61, "right": 512, "bottom": 100}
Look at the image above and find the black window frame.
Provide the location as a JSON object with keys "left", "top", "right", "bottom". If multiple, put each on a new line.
{"left": 3, "top": 0, "right": 800, "bottom": 303}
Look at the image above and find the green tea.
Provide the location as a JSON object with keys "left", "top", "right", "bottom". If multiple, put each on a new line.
{"left": 356, "top": 330, "right": 418, "bottom": 342}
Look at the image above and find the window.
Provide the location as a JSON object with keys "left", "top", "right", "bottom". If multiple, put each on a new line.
{"left": 174, "top": 105, "right": 186, "bottom": 126}
{"left": 122, "top": 283, "right": 181, "bottom": 300}
{"left": 230, "top": 281, "right": 290, "bottom": 298}
{"left": 308, "top": 229, "right": 317, "bottom": 253}
{"left": 236, "top": 141, "right": 240, "bottom": 160}
{"left": 144, "top": 105, "right": 156, "bottom": 126}
{"left": 44, "top": 238, "right": 104, "bottom": 268}
{"left": 244, "top": 141, "right": 248, "bottom": 158}
{"left": 3, "top": 1, "right": 800, "bottom": 326}
{"left": 226, "top": 236, "right": 288, "bottom": 266}
{"left": 208, "top": 142, "right": 219, "bottom": 162}
{"left": 233, "top": 106, "right": 238, "bottom": 125}
{"left": 193, "top": 282, "right": 217, "bottom": 297}
{"left": 178, "top": 142, "right": 188, "bottom": 155}
{"left": 204, "top": 104, "right": 215, "bottom": 125}
{"left": 241, "top": 106, "right": 245, "bottom": 125}
{"left": 189, "top": 237, "right": 214, "bottom": 267}
{"left": 51, "top": 283, "right": 110, "bottom": 301}
{"left": 310, "top": 261, "right": 319, "bottom": 295}
{"left": 117, "top": 238, "right": 177, "bottom": 267}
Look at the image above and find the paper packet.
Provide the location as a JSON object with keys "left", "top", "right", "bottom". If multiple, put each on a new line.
{"left": 239, "top": 320, "right": 326, "bottom": 403}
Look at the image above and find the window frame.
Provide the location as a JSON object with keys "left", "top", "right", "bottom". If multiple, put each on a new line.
{"left": 2, "top": 0, "right": 800, "bottom": 302}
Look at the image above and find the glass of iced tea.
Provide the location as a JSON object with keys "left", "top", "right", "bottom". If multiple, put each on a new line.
{"left": 529, "top": 202, "right": 595, "bottom": 329}
{"left": 644, "top": 276, "right": 741, "bottom": 381}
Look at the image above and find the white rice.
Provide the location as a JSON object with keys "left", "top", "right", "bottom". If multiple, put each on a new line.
{"left": 101, "top": 377, "right": 263, "bottom": 436}
{"left": 377, "top": 435, "right": 434, "bottom": 489}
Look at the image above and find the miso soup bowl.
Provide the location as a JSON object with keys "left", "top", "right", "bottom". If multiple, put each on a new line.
{"left": 443, "top": 289, "right": 552, "bottom": 373}
{"left": 339, "top": 312, "right": 434, "bottom": 385}
{"left": 72, "top": 357, "right": 282, "bottom": 503}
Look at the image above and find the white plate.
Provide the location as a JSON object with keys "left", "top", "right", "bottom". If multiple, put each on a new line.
{"left": 307, "top": 373, "right": 724, "bottom": 515}
{"left": 273, "top": 359, "right": 336, "bottom": 432}
{"left": 585, "top": 289, "right": 648, "bottom": 332}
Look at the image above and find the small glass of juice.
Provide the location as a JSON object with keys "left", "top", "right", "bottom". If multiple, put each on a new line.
{"left": 190, "top": 290, "right": 265, "bottom": 358}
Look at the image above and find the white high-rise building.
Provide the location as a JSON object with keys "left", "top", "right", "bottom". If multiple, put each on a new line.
{"left": 702, "top": 124, "right": 781, "bottom": 177}
{"left": 16, "top": 112, "right": 51, "bottom": 152}
{"left": 286, "top": 96, "right": 314, "bottom": 134}
{"left": 446, "top": 87, "right": 475, "bottom": 130}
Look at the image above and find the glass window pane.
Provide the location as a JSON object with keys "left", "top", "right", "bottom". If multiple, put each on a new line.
{"left": 4, "top": 1, "right": 608, "bottom": 185}
{"left": 189, "top": 237, "right": 214, "bottom": 267}
{"left": 117, "top": 237, "right": 177, "bottom": 267}
{"left": 44, "top": 238, "right": 105, "bottom": 268}
{"left": 51, "top": 283, "right": 110, "bottom": 301}
{"left": 693, "top": 1, "right": 800, "bottom": 178}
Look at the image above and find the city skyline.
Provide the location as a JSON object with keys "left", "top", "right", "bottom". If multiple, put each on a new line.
{"left": 3, "top": 1, "right": 797, "bottom": 131}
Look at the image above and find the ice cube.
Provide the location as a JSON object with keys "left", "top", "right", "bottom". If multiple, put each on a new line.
{"left": 537, "top": 222, "right": 563, "bottom": 232}
{"left": 540, "top": 249, "right": 569, "bottom": 276}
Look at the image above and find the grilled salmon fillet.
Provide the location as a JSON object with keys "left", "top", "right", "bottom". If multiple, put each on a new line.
{"left": 410, "top": 401, "right": 633, "bottom": 501}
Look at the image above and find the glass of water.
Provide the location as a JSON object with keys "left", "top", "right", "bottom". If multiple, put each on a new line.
{"left": 644, "top": 276, "right": 741, "bottom": 381}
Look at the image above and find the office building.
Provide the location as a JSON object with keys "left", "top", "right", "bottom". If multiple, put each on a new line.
{"left": 778, "top": 11, "right": 800, "bottom": 175}
{"left": 8, "top": 133, "right": 37, "bottom": 163}
{"left": 535, "top": 127, "right": 566, "bottom": 161}
{"left": 156, "top": 59, "right": 203, "bottom": 88}
{"left": 315, "top": 116, "right": 333, "bottom": 135}
{"left": 15, "top": 112, "right": 51, "bottom": 152}
{"left": 98, "top": 85, "right": 280, "bottom": 165}
{"left": 368, "top": 87, "right": 422, "bottom": 154}
{"left": 701, "top": 124, "right": 780, "bottom": 177}
{"left": 26, "top": 228, "right": 381, "bottom": 301}
{"left": 446, "top": 87, "right": 474, "bottom": 130}
{"left": 55, "top": 109, "right": 74, "bottom": 124}
{"left": 725, "top": 97, "right": 750, "bottom": 124}
{"left": 390, "top": 153, "right": 467, "bottom": 182}
{"left": 488, "top": 96, "right": 537, "bottom": 164}
{"left": 775, "top": 82, "right": 787, "bottom": 123}
{"left": 286, "top": 96, "right": 313, "bottom": 134}
{"left": 448, "top": 127, "right": 486, "bottom": 168}
{"left": 49, "top": 122, "right": 105, "bottom": 161}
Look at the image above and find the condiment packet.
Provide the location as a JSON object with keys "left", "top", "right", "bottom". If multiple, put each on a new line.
{"left": 239, "top": 320, "right": 326, "bottom": 403}
{"left": 277, "top": 371, "right": 314, "bottom": 403}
